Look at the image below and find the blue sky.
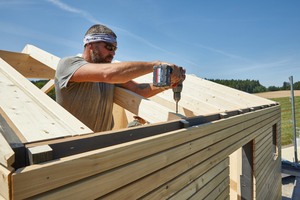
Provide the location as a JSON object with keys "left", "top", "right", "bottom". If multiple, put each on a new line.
{"left": 1, "top": 0, "right": 299, "bottom": 87}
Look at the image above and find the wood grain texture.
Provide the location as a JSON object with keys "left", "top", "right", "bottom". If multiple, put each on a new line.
{"left": 11, "top": 106, "right": 280, "bottom": 199}
{"left": 0, "top": 165, "right": 14, "bottom": 200}
{"left": 0, "top": 133, "right": 14, "bottom": 167}
{"left": 0, "top": 58, "right": 92, "bottom": 142}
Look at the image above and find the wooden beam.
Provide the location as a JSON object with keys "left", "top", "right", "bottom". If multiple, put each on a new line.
{"left": 114, "top": 86, "right": 185, "bottom": 123}
{"left": 0, "top": 58, "right": 92, "bottom": 142}
{"left": 0, "top": 109, "right": 26, "bottom": 169}
{"left": 41, "top": 79, "right": 55, "bottom": 93}
{"left": 27, "top": 145, "right": 53, "bottom": 165}
{"left": 0, "top": 50, "right": 55, "bottom": 79}
{"left": 21, "top": 44, "right": 60, "bottom": 71}
{"left": 0, "top": 132, "right": 14, "bottom": 167}
{"left": 0, "top": 165, "right": 14, "bottom": 200}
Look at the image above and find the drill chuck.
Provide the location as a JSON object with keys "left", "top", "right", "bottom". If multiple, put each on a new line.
{"left": 173, "top": 81, "right": 183, "bottom": 114}
{"left": 172, "top": 81, "right": 183, "bottom": 101}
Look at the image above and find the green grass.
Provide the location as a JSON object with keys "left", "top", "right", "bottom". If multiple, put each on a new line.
{"left": 269, "top": 96, "right": 300, "bottom": 146}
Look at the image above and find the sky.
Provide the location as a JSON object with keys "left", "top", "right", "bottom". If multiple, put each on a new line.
{"left": 0, "top": 0, "right": 299, "bottom": 87}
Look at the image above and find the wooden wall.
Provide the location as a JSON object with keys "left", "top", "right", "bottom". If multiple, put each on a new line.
{"left": 8, "top": 105, "right": 281, "bottom": 200}
{"left": 254, "top": 119, "right": 282, "bottom": 199}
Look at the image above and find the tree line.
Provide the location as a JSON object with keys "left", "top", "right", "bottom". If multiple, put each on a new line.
{"left": 31, "top": 78, "right": 300, "bottom": 101}
{"left": 206, "top": 79, "right": 300, "bottom": 93}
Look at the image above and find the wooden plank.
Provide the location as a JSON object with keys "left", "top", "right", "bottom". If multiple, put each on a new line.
{"left": 0, "top": 165, "right": 14, "bottom": 200}
{"left": 229, "top": 148, "right": 242, "bottom": 199}
{"left": 11, "top": 106, "right": 280, "bottom": 199}
{"left": 114, "top": 86, "right": 185, "bottom": 123}
{"left": 255, "top": 146, "right": 273, "bottom": 176}
{"left": 255, "top": 138, "right": 272, "bottom": 166}
{"left": 216, "top": 186, "right": 229, "bottom": 200}
{"left": 183, "top": 77, "right": 255, "bottom": 108}
{"left": 21, "top": 44, "right": 60, "bottom": 71}
{"left": 185, "top": 75, "right": 276, "bottom": 106}
{"left": 203, "top": 177, "right": 230, "bottom": 200}
{"left": 0, "top": 110, "right": 26, "bottom": 169}
{"left": 0, "top": 133, "right": 14, "bottom": 167}
{"left": 112, "top": 103, "right": 128, "bottom": 130}
{"left": 41, "top": 79, "right": 55, "bottom": 94}
{"left": 0, "top": 50, "right": 55, "bottom": 79}
{"left": 256, "top": 153, "right": 281, "bottom": 196}
{"left": 138, "top": 158, "right": 229, "bottom": 200}
{"left": 132, "top": 75, "right": 198, "bottom": 116}
{"left": 187, "top": 169, "right": 229, "bottom": 200}
{"left": 148, "top": 95, "right": 198, "bottom": 118}
{"left": 255, "top": 125, "right": 272, "bottom": 141}
{"left": 255, "top": 129, "right": 272, "bottom": 151}
{"left": 134, "top": 75, "right": 224, "bottom": 115}
{"left": 136, "top": 73, "right": 254, "bottom": 111}
{"left": 0, "top": 58, "right": 92, "bottom": 142}
{"left": 256, "top": 157, "right": 281, "bottom": 199}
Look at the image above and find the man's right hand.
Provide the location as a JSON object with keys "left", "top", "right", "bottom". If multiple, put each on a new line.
{"left": 160, "top": 62, "right": 186, "bottom": 86}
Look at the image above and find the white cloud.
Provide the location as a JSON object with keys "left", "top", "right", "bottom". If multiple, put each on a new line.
{"left": 46, "top": 0, "right": 100, "bottom": 24}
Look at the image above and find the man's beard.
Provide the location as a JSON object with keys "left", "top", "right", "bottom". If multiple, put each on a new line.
{"left": 91, "top": 48, "right": 113, "bottom": 63}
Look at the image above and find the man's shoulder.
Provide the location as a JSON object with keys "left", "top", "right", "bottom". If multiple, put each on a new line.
{"left": 59, "top": 56, "right": 84, "bottom": 63}
{"left": 58, "top": 56, "right": 87, "bottom": 68}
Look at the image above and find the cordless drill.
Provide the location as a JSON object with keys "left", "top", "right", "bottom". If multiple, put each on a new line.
{"left": 153, "top": 65, "right": 183, "bottom": 114}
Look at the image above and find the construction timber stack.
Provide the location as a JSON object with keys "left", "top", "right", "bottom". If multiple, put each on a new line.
{"left": 0, "top": 45, "right": 281, "bottom": 199}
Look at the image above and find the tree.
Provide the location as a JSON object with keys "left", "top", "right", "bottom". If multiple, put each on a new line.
{"left": 281, "top": 82, "right": 290, "bottom": 90}
{"left": 293, "top": 81, "right": 300, "bottom": 90}
{"left": 268, "top": 86, "right": 279, "bottom": 91}
{"left": 253, "top": 85, "right": 267, "bottom": 93}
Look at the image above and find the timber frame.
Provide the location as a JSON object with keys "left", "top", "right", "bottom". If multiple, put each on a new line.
{"left": 0, "top": 45, "right": 281, "bottom": 199}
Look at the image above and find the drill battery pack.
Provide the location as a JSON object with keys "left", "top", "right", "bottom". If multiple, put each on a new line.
{"left": 153, "top": 64, "right": 173, "bottom": 87}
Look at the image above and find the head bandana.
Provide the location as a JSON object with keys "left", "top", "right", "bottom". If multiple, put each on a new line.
{"left": 83, "top": 33, "right": 117, "bottom": 46}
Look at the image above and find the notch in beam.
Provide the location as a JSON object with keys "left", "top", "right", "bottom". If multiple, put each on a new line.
{"left": 27, "top": 145, "right": 53, "bottom": 165}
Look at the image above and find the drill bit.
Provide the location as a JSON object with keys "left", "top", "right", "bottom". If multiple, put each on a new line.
{"left": 173, "top": 81, "right": 182, "bottom": 114}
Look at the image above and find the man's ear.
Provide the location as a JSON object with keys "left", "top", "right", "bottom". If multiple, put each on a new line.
{"left": 86, "top": 43, "right": 93, "bottom": 50}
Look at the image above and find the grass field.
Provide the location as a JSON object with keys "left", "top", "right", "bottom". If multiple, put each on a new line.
{"left": 268, "top": 96, "right": 300, "bottom": 146}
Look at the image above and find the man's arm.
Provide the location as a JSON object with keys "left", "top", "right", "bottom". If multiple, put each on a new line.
{"left": 69, "top": 60, "right": 184, "bottom": 85}
{"left": 70, "top": 61, "right": 158, "bottom": 83}
{"left": 120, "top": 80, "right": 171, "bottom": 98}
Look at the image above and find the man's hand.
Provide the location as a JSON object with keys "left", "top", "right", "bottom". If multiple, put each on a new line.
{"left": 157, "top": 62, "right": 186, "bottom": 86}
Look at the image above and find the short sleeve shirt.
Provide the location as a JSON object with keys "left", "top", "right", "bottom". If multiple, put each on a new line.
{"left": 54, "top": 56, "right": 115, "bottom": 132}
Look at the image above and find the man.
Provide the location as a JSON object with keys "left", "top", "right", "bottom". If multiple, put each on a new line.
{"left": 55, "top": 24, "right": 185, "bottom": 132}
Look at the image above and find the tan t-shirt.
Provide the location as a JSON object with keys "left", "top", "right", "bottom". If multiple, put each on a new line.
{"left": 55, "top": 56, "right": 115, "bottom": 132}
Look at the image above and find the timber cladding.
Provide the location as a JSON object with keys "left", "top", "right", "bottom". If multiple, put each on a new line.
{"left": 10, "top": 105, "right": 281, "bottom": 199}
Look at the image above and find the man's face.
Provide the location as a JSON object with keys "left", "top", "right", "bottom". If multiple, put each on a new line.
{"left": 91, "top": 41, "right": 116, "bottom": 63}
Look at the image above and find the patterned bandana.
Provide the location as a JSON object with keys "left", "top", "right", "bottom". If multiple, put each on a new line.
{"left": 83, "top": 33, "right": 117, "bottom": 46}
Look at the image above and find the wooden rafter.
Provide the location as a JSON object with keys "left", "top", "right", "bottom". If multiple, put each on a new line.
{"left": 0, "top": 58, "right": 92, "bottom": 142}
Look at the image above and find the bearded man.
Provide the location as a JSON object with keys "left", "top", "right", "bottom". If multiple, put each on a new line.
{"left": 55, "top": 24, "right": 185, "bottom": 132}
